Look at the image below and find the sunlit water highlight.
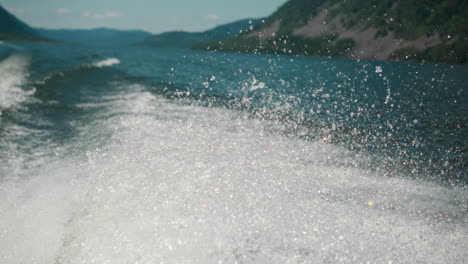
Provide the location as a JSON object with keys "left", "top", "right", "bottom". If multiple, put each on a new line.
{"left": 0, "top": 43, "right": 467, "bottom": 263}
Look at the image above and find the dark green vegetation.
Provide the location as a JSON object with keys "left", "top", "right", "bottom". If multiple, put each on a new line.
{"left": 389, "top": 41, "right": 468, "bottom": 64}
{"left": 193, "top": 34, "right": 356, "bottom": 58}
{"left": 139, "top": 18, "right": 263, "bottom": 49}
{"left": 327, "top": 0, "right": 468, "bottom": 40}
{"left": 0, "top": 5, "right": 50, "bottom": 41}
{"left": 194, "top": 0, "right": 468, "bottom": 64}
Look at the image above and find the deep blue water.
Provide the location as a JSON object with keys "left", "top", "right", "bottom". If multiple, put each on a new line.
{"left": 0, "top": 42, "right": 467, "bottom": 263}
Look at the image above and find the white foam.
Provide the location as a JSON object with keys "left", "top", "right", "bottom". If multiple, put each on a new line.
{"left": 249, "top": 76, "right": 266, "bottom": 91}
{"left": 0, "top": 162, "right": 85, "bottom": 264}
{"left": 93, "top": 58, "right": 120, "bottom": 68}
{"left": 0, "top": 54, "right": 34, "bottom": 116}
{"left": 0, "top": 85, "right": 466, "bottom": 263}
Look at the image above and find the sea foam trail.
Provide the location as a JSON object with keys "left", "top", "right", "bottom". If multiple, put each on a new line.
{"left": 0, "top": 85, "right": 467, "bottom": 263}
{"left": 0, "top": 54, "right": 33, "bottom": 116}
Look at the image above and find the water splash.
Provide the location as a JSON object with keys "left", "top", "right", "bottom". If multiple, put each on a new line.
{"left": 93, "top": 58, "right": 120, "bottom": 68}
{"left": 1, "top": 85, "right": 466, "bottom": 263}
{"left": 0, "top": 54, "right": 34, "bottom": 116}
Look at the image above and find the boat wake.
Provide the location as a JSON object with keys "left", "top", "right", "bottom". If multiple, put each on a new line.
{"left": 0, "top": 54, "right": 34, "bottom": 116}
{"left": 0, "top": 83, "right": 466, "bottom": 263}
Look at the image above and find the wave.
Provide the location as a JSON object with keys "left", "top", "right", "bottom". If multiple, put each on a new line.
{"left": 93, "top": 57, "right": 120, "bottom": 68}
{"left": 33, "top": 57, "right": 127, "bottom": 90}
{"left": 0, "top": 53, "right": 34, "bottom": 116}
{"left": 0, "top": 44, "right": 13, "bottom": 61}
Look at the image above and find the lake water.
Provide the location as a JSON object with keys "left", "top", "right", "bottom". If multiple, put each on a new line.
{"left": 0, "top": 42, "right": 467, "bottom": 263}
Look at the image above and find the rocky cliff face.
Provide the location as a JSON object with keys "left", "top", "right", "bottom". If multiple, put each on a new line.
{"left": 195, "top": 0, "right": 468, "bottom": 64}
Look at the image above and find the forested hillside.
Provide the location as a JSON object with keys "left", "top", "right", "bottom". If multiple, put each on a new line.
{"left": 194, "top": 0, "right": 468, "bottom": 63}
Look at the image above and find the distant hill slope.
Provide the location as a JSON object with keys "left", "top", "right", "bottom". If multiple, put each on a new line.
{"left": 194, "top": 0, "right": 468, "bottom": 64}
{"left": 37, "top": 28, "right": 152, "bottom": 46}
{"left": 139, "top": 18, "right": 263, "bottom": 49}
{"left": 0, "top": 5, "right": 48, "bottom": 41}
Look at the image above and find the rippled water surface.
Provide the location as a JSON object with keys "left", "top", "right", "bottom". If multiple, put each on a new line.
{"left": 0, "top": 42, "right": 467, "bottom": 263}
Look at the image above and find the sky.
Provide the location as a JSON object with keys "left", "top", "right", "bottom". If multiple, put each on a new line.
{"left": 1, "top": 0, "right": 286, "bottom": 33}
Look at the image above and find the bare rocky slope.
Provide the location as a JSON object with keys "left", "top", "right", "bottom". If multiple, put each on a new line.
{"left": 193, "top": 0, "right": 468, "bottom": 64}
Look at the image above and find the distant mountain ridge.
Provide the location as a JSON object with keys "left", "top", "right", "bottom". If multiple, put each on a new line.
{"left": 37, "top": 28, "right": 152, "bottom": 46}
{"left": 1, "top": 4, "right": 260, "bottom": 48}
{"left": 0, "top": 5, "right": 47, "bottom": 41}
{"left": 194, "top": 0, "right": 468, "bottom": 64}
{"left": 139, "top": 18, "right": 263, "bottom": 49}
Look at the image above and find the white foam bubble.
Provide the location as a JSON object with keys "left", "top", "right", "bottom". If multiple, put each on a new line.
{"left": 0, "top": 54, "right": 34, "bottom": 116}
{"left": 0, "top": 162, "right": 86, "bottom": 264}
{"left": 93, "top": 58, "right": 120, "bottom": 68}
{"left": 0, "top": 85, "right": 466, "bottom": 263}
